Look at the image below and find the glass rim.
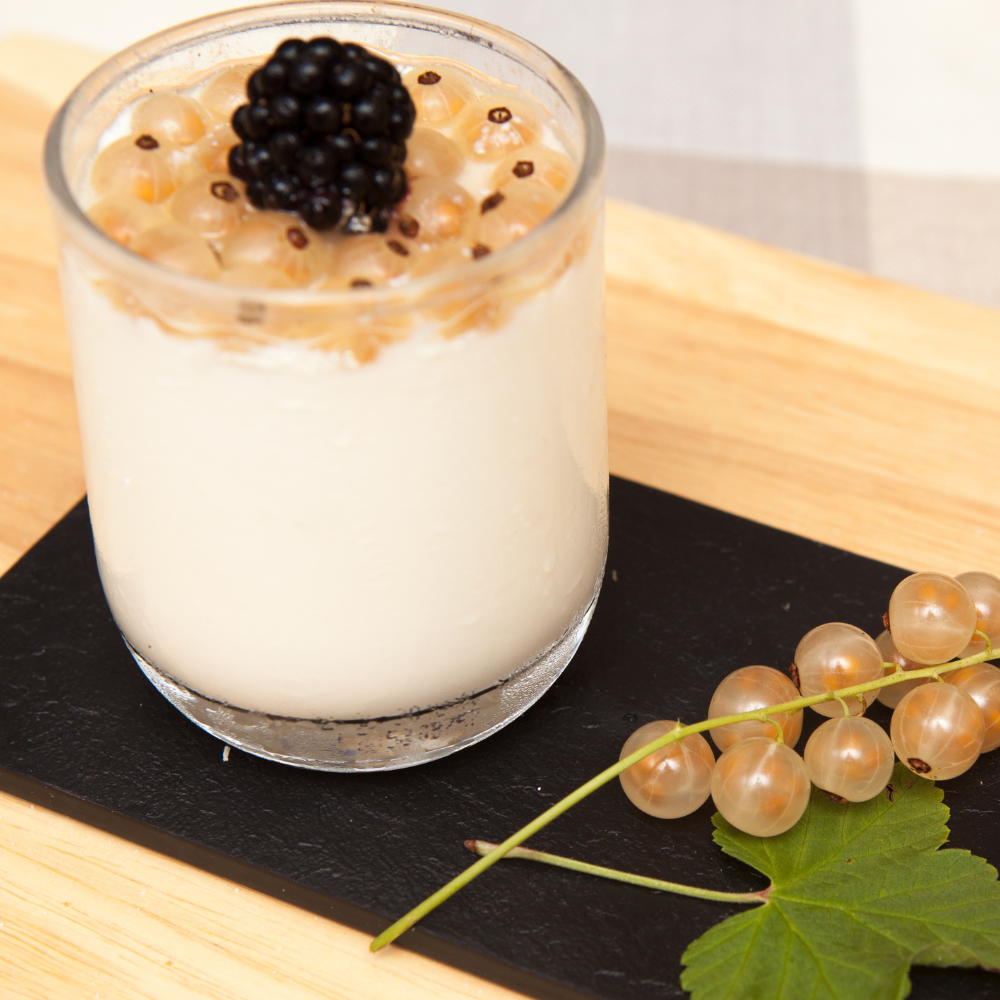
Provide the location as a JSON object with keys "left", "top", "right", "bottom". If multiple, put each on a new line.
{"left": 43, "top": 0, "right": 605, "bottom": 308}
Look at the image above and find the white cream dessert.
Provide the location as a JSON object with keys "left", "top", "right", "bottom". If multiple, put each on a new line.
{"left": 60, "top": 33, "right": 607, "bottom": 723}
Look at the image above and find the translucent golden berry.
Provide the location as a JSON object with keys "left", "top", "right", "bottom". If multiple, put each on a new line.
{"left": 404, "top": 127, "right": 463, "bottom": 180}
{"left": 88, "top": 195, "right": 168, "bottom": 247}
{"left": 133, "top": 93, "right": 207, "bottom": 146}
{"left": 170, "top": 173, "right": 248, "bottom": 241}
{"left": 321, "top": 234, "right": 412, "bottom": 288}
{"left": 400, "top": 177, "right": 476, "bottom": 244}
{"left": 619, "top": 721, "right": 715, "bottom": 819}
{"left": 403, "top": 64, "right": 476, "bottom": 125}
{"left": 130, "top": 223, "right": 221, "bottom": 279}
{"left": 455, "top": 96, "right": 541, "bottom": 161}
{"left": 956, "top": 571, "right": 1000, "bottom": 656}
{"left": 803, "top": 716, "right": 895, "bottom": 801}
{"left": 793, "top": 622, "right": 883, "bottom": 717}
{"left": 888, "top": 572, "right": 977, "bottom": 663}
{"left": 220, "top": 213, "right": 326, "bottom": 285}
{"left": 91, "top": 134, "right": 186, "bottom": 203}
{"left": 707, "top": 665, "right": 802, "bottom": 752}
{"left": 199, "top": 64, "right": 254, "bottom": 122}
{"left": 946, "top": 663, "right": 1000, "bottom": 752}
{"left": 491, "top": 145, "right": 575, "bottom": 194}
{"left": 710, "top": 737, "right": 810, "bottom": 837}
{"left": 478, "top": 185, "right": 560, "bottom": 251}
{"left": 190, "top": 123, "right": 239, "bottom": 174}
{"left": 891, "top": 682, "right": 984, "bottom": 780}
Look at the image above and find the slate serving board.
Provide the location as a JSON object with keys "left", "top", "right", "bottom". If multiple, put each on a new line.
{"left": 0, "top": 476, "right": 997, "bottom": 1000}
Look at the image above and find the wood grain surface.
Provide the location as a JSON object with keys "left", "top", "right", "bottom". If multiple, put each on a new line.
{"left": 2, "top": 32, "right": 1000, "bottom": 1000}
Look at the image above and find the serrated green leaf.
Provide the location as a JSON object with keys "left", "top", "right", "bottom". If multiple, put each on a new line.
{"left": 680, "top": 763, "right": 1000, "bottom": 1000}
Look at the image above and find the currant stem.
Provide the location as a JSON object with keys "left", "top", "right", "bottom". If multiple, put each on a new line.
{"left": 464, "top": 840, "right": 770, "bottom": 905}
{"left": 974, "top": 629, "right": 992, "bottom": 656}
{"left": 369, "top": 646, "right": 995, "bottom": 952}
{"left": 766, "top": 715, "right": 785, "bottom": 743}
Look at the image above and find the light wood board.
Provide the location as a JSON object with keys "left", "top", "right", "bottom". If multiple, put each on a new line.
{"left": 2, "top": 32, "right": 1000, "bottom": 1000}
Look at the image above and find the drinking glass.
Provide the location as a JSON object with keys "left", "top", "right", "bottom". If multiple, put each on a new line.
{"left": 44, "top": 1, "right": 607, "bottom": 771}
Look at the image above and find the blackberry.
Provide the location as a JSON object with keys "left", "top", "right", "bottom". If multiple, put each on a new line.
{"left": 330, "top": 61, "right": 371, "bottom": 101}
{"left": 304, "top": 96, "right": 343, "bottom": 134}
{"left": 268, "top": 130, "right": 302, "bottom": 169}
{"left": 227, "top": 35, "right": 415, "bottom": 232}
{"left": 259, "top": 59, "right": 288, "bottom": 96}
{"left": 266, "top": 172, "right": 306, "bottom": 211}
{"left": 301, "top": 188, "right": 342, "bottom": 230}
{"left": 274, "top": 39, "right": 307, "bottom": 63}
{"left": 296, "top": 144, "right": 338, "bottom": 188}
{"left": 359, "top": 135, "right": 393, "bottom": 167}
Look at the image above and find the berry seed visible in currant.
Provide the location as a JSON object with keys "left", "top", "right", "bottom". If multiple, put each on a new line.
{"left": 891, "top": 681, "right": 985, "bottom": 779}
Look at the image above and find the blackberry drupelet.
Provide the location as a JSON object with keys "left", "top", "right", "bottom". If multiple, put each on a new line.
{"left": 228, "top": 36, "right": 416, "bottom": 232}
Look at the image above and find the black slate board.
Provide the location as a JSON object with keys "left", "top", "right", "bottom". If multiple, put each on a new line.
{"left": 0, "top": 476, "right": 998, "bottom": 1000}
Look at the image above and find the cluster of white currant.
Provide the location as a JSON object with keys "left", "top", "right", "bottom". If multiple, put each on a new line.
{"left": 87, "top": 62, "right": 573, "bottom": 290}
{"left": 619, "top": 571, "right": 1000, "bottom": 838}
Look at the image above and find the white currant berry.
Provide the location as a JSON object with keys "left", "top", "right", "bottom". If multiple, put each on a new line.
{"left": 169, "top": 174, "right": 248, "bottom": 241}
{"left": 88, "top": 195, "right": 168, "bottom": 247}
{"left": 793, "top": 622, "right": 883, "bottom": 716}
{"left": 803, "top": 716, "right": 895, "bottom": 802}
{"left": 220, "top": 213, "right": 326, "bottom": 285}
{"left": 707, "top": 666, "right": 802, "bottom": 752}
{"left": 956, "top": 571, "right": 1000, "bottom": 657}
{"left": 478, "top": 185, "right": 560, "bottom": 251}
{"left": 888, "top": 572, "right": 977, "bottom": 664}
{"left": 190, "top": 123, "right": 239, "bottom": 174}
{"left": 321, "top": 234, "right": 411, "bottom": 288}
{"left": 130, "top": 224, "right": 221, "bottom": 279}
{"left": 619, "top": 721, "right": 715, "bottom": 819}
{"left": 133, "top": 93, "right": 207, "bottom": 146}
{"left": 399, "top": 177, "right": 476, "bottom": 244}
{"left": 404, "top": 127, "right": 464, "bottom": 180}
{"left": 875, "top": 629, "right": 931, "bottom": 709}
{"left": 490, "top": 145, "right": 575, "bottom": 194}
{"left": 710, "top": 737, "right": 811, "bottom": 837}
{"left": 91, "top": 134, "right": 187, "bottom": 203}
{"left": 403, "top": 65, "right": 476, "bottom": 126}
{"left": 946, "top": 663, "right": 1000, "bottom": 752}
{"left": 456, "top": 96, "right": 541, "bottom": 161}
{"left": 891, "top": 682, "right": 984, "bottom": 779}
{"left": 199, "top": 63, "right": 254, "bottom": 122}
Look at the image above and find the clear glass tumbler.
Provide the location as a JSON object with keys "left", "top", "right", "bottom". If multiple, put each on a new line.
{"left": 44, "top": 1, "right": 607, "bottom": 771}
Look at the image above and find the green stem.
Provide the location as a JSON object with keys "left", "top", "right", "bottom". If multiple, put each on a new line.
{"left": 369, "top": 647, "right": 993, "bottom": 952}
{"left": 464, "top": 839, "right": 769, "bottom": 904}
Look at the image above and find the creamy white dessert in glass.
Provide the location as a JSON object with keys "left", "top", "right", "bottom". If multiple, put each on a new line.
{"left": 45, "top": 2, "right": 607, "bottom": 770}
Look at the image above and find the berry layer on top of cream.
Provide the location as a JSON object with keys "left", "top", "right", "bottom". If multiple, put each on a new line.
{"left": 85, "top": 38, "right": 576, "bottom": 297}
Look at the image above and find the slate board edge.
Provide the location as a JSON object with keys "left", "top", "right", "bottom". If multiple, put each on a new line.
{"left": 0, "top": 764, "right": 593, "bottom": 1000}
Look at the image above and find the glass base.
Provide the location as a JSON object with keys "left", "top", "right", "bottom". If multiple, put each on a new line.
{"left": 125, "top": 591, "right": 599, "bottom": 772}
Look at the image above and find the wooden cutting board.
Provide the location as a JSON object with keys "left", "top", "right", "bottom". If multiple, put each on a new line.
{"left": 2, "top": 33, "right": 1000, "bottom": 1000}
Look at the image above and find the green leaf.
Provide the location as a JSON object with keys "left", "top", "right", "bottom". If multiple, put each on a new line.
{"left": 680, "top": 763, "right": 1000, "bottom": 1000}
